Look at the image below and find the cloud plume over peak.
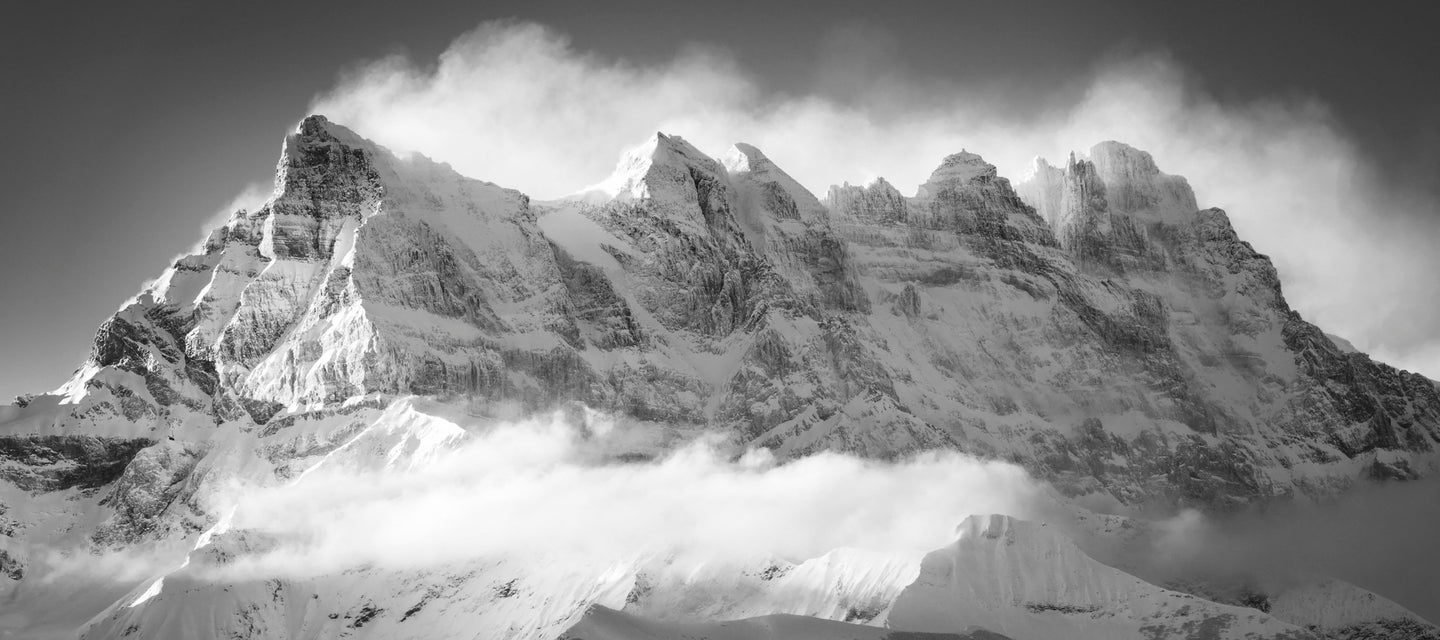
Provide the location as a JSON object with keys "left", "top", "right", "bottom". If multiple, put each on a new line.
{"left": 311, "top": 19, "right": 1440, "bottom": 379}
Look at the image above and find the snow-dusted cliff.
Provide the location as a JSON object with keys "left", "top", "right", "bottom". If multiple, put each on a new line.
{"left": 2, "top": 116, "right": 1437, "bottom": 639}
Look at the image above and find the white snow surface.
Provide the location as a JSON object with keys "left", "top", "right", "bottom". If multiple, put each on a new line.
{"left": 888, "top": 514, "right": 1310, "bottom": 640}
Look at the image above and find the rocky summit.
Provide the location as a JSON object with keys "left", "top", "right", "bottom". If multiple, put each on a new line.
{"left": 2, "top": 116, "right": 1437, "bottom": 640}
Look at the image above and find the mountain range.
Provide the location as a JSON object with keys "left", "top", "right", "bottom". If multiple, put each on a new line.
{"left": 1, "top": 115, "right": 1436, "bottom": 639}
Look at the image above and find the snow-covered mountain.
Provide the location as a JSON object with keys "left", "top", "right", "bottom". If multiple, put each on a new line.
{"left": 2, "top": 115, "right": 1437, "bottom": 639}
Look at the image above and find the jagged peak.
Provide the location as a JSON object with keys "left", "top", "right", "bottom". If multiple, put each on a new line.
{"left": 1017, "top": 156, "right": 1061, "bottom": 185}
{"left": 720, "top": 142, "right": 765, "bottom": 176}
{"left": 639, "top": 131, "right": 711, "bottom": 167}
{"left": 1062, "top": 150, "right": 1101, "bottom": 181}
{"left": 1085, "top": 141, "right": 1198, "bottom": 219}
{"left": 724, "top": 142, "right": 830, "bottom": 224}
{"left": 723, "top": 143, "right": 810, "bottom": 194}
{"left": 576, "top": 131, "right": 722, "bottom": 202}
{"left": 286, "top": 114, "right": 371, "bottom": 155}
{"left": 927, "top": 150, "right": 998, "bottom": 184}
{"left": 1017, "top": 141, "right": 1198, "bottom": 222}
{"left": 294, "top": 113, "right": 333, "bottom": 136}
{"left": 869, "top": 176, "right": 897, "bottom": 190}
{"left": 1087, "top": 140, "right": 1160, "bottom": 174}
{"left": 830, "top": 176, "right": 902, "bottom": 192}
{"left": 823, "top": 176, "right": 906, "bottom": 213}
{"left": 914, "top": 150, "right": 1003, "bottom": 199}
{"left": 720, "top": 142, "right": 768, "bottom": 175}
{"left": 288, "top": 115, "right": 476, "bottom": 183}
{"left": 938, "top": 149, "right": 988, "bottom": 167}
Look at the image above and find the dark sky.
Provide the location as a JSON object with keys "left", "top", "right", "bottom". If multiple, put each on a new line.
{"left": 0, "top": 1, "right": 1436, "bottom": 400}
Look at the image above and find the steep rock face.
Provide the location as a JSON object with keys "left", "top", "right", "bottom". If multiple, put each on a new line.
{"left": 813, "top": 149, "right": 1234, "bottom": 502}
{"left": 47, "top": 117, "right": 591, "bottom": 420}
{"left": 1015, "top": 157, "right": 1063, "bottom": 228}
{"left": 1088, "top": 141, "right": 1198, "bottom": 221}
{"left": 1010, "top": 143, "right": 1440, "bottom": 500}
{"left": 0, "top": 434, "right": 154, "bottom": 492}
{"left": 722, "top": 143, "right": 867, "bottom": 314}
{"left": 543, "top": 134, "right": 889, "bottom": 436}
{"left": 827, "top": 177, "right": 908, "bottom": 225}
{"left": 214, "top": 118, "right": 383, "bottom": 412}
{"left": 578, "top": 133, "right": 784, "bottom": 339}
{"left": 0, "top": 119, "right": 602, "bottom": 630}
{"left": 1024, "top": 148, "right": 1161, "bottom": 271}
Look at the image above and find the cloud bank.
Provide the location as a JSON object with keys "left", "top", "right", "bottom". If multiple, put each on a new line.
{"left": 309, "top": 20, "right": 1440, "bottom": 378}
{"left": 192, "top": 406, "right": 1440, "bottom": 621}
{"left": 214, "top": 407, "right": 1048, "bottom": 578}
{"left": 23, "top": 405, "right": 1435, "bottom": 625}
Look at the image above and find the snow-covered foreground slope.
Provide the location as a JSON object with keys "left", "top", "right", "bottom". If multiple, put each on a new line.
{"left": 558, "top": 605, "right": 1010, "bottom": 640}
{"left": 77, "top": 537, "right": 919, "bottom": 640}
{"left": 1267, "top": 579, "right": 1440, "bottom": 640}
{"left": 890, "top": 514, "right": 1310, "bottom": 640}
{"left": 4, "top": 115, "right": 1440, "bottom": 638}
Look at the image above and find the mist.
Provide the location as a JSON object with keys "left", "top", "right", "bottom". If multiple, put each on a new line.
{"left": 308, "top": 19, "right": 1440, "bottom": 380}
{"left": 1112, "top": 478, "right": 1440, "bottom": 623}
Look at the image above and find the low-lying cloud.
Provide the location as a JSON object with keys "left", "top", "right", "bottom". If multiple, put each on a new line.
{"left": 20, "top": 404, "right": 1438, "bottom": 628}
{"left": 214, "top": 406, "right": 1049, "bottom": 579}
{"left": 199, "top": 406, "right": 1440, "bottom": 622}
{"left": 1109, "top": 478, "right": 1440, "bottom": 623}
{"left": 308, "top": 19, "right": 1440, "bottom": 378}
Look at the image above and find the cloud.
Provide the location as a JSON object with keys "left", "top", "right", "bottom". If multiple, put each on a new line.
{"left": 29, "top": 546, "right": 184, "bottom": 587}
{"left": 168, "top": 403, "right": 1440, "bottom": 622}
{"left": 310, "top": 20, "right": 1440, "bottom": 379}
{"left": 201, "top": 181, "right": 271, "bottom": 233}
{"left": 21, "top": 405, "right": 1435, "bottom": 626}
{"left": 210, "top": 406, "right": 1049, "bottom": 579}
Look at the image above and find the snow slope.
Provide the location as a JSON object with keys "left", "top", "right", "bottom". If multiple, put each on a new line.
{"left": 558, "top": 605, "right": 1009, "bottom": 640}
{"left": 889, "top": 515, "right": 1313, "bottom": 640}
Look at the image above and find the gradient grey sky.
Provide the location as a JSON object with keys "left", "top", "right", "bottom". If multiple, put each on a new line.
{"left": 1, "top": 1, "right": 1437, "bottom": 400}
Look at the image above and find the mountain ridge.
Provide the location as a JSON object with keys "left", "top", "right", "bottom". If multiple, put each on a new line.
{"left": 10, "top": 113, "right": 1440, "bottom": 507}
{"left": 3, "top": 114, "right": 1438, "bottom": 639}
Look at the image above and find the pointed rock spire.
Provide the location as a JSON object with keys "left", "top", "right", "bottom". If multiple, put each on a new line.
{"left": 1015, "top": 157, "right": 1065, "bottom": 227}
{"left": 1017, "top": 141, "right": 1192, "bottom": 266}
